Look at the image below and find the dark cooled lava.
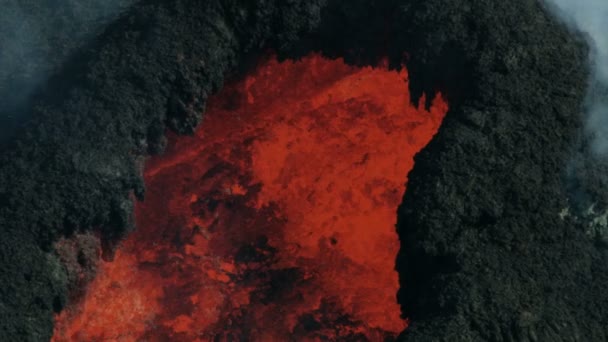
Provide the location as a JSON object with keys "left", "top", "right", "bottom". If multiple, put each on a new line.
{"left": 52, "top": 55, "right": 447, "bottom": 341}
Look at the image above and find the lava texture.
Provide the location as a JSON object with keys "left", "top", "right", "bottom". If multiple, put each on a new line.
{"left": 3, "top": 0, "right": 608, "bottom": 341}
{"left": 52, "top": 55, "right": 447, "bottom": 341}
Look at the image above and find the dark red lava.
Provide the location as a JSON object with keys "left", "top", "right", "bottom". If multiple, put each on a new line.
{"left": 53, "top": 54, "right": 448, "bottom": 341}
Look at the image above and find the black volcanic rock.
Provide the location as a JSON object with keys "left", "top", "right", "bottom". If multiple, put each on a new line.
{"left": 0, "top": 0, "right": 325, "bottom": 339}
{"left": 393, "top": 1, "right": 608, "bottom": 341}
{"left": 0, "top": 0, "right": 137, "bottom": 141}
{"left": 0, "top": 0, "right": 606, "bottom": 341}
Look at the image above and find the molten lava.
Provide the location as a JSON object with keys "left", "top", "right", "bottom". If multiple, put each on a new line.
{"left": 53, "top": 54, "right": 447, "bottom": 341}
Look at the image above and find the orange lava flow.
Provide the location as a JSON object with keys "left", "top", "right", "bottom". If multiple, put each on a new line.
{"left": 53, "top": 54, "right": 447, "bottom": 341}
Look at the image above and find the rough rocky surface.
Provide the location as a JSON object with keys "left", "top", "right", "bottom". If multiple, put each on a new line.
{"left": 0, "top": 0, "right": 606, "bottom": 341}
{"left": 0, "top": 1, "right": 325, "bottom": 339}
{"left": 393, "top": 1, "right": 608, "bottom": 341}
{"left": 0, "top": 0, "right": 137, "bottom": 141}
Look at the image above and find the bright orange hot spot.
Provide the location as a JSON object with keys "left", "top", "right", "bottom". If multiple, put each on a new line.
{"left": 53, "top": 54, "right": 447, "bottom": 341}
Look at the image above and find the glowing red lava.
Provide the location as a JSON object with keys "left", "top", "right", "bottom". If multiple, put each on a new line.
{"left": 53, "top": 54, "right": 447, "bottom": 341}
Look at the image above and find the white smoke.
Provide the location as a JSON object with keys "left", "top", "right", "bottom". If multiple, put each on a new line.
{"left": 544, "top": 0, "right": 608, "bottom": 155}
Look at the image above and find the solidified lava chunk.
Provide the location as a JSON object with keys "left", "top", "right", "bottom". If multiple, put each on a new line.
{"left": 52, "top": 54, "right": 447, "bottom": 341}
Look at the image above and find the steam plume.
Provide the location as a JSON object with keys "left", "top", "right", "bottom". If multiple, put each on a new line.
{"left": 544, "top": 0, "right": 608, "bottom": 155}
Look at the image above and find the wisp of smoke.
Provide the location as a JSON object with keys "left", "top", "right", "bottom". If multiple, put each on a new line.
{"left": 543, "top": 0, "right": 608, "bottom": 155}
{"left": 0, "top": 0, "right": 136, "bottom": 142}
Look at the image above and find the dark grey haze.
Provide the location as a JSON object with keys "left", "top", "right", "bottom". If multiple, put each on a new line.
{"left": 0, "top": 0, "right": 136, "bottom": 141}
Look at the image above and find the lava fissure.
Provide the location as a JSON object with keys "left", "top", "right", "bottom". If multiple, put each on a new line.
{"left": 53, "top": 54, "right": 447, "bottom": 341}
